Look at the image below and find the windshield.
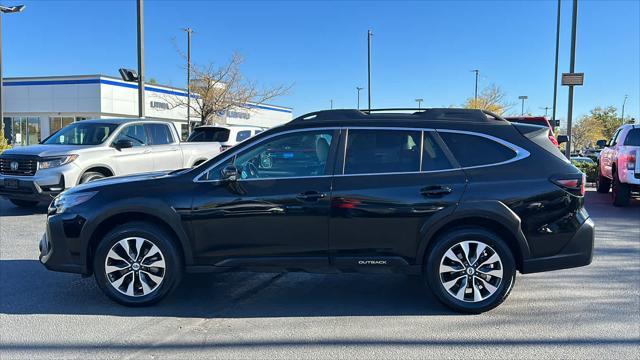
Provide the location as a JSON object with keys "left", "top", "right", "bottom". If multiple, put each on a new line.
{"left": 44, "top": 122, "right": 119, "bottom": 145}
{"left": 187, "top": 128, "right": 230, "bottom": 142}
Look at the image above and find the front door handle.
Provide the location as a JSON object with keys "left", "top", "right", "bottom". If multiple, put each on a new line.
{"left": 420, "top": 185, "right": 453, "bottom": 197}
{"left": 296, "top": 191, "right": 326, "bottom": 201}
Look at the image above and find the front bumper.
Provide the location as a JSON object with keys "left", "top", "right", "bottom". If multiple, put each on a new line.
{"left": 39, "top": 212, "right": 88, "bottom": 275}
{"left": 521, "top": 216, "right": 595, "bottom": 274}
{"left": 0, "top": 164, "right": 81, "bottom": 203}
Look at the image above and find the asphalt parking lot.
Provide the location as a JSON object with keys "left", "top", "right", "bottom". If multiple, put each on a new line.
{"left": 1, "top": 190, "right": 639, "bottom": 359}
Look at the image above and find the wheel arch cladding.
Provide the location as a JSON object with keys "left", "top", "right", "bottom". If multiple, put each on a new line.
{"left": 86, "top": 209, "right": 192, "bottom": 274}
{"left": 417, "top": 201, "right": 530, "bottom": 271}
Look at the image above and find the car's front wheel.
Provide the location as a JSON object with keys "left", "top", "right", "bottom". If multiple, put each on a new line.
{"left": 595, "top": 166, "right": 611, "bottom": 193}
{"left": 93, "top": 221, "right": 183, "bottom": 306}
{"left": 425, "top": 228, "right": 516, "bottom": 313}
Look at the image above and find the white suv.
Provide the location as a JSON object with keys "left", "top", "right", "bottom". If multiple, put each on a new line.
{"left": 596, "top": 124, "right": 640, "bottom": 206}
{"left": 187, "top": 125, "right": 266, "bottom": 151}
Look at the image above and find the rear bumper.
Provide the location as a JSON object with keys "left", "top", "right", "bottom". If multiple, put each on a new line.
{"left": 521, "top": 217, "right": 594, "bottom": 274}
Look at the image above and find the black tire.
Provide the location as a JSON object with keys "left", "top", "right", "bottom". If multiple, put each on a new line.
{"left": 80, "top": 171, "right": 106, "bottom": 184}
{"left": 595, "top": 166, "right": 611, "bottom": 193}
{"left": 93, "top": 221, "right": 183, "bottom": 306}
{"left": 9, "top": 199, "right": 39, "bottom": 208}
{"left": 612, "top": 171, "right": 631, "bottom": 207}
{"left": 425, "top": 228, "right": 516, "bottom": 314}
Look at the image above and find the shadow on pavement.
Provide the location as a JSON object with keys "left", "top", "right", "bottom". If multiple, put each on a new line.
{"left": 0, "top": 259, "right": 455, "bottom": 318}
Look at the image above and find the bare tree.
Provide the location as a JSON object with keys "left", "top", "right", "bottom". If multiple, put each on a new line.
{"left": 462, "top": 84, "right": 514, "bottom": 115}
{"left": 167, "top": 51, "right": 292, "bottom": 126}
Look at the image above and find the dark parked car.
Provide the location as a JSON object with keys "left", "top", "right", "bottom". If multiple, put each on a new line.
{"left": 40, "top": 108, "right": 594, "bottom": 313}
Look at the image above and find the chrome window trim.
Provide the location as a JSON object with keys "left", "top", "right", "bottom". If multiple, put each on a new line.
{"left": 193, "top": 125, "right": 530, "bottom": 182}
{"left": 193, "top": 127, "right": 341, "bottom": 183}
{"left": 435, "top": 129, "right": 530, "bottom": 170}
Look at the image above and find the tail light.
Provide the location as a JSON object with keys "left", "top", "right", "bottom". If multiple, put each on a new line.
{"left": 551, "top": 173, "right": 586, "bottom": 196}
{"left": 621, "top": 150, "right": 636, "bottom": 170}
{"left": 548, "top": 131, "right": 559, "bottom": 147}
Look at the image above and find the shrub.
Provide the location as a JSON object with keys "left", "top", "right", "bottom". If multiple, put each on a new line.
{"left": 572, "top": 161, "right": 597, "bottom": 183}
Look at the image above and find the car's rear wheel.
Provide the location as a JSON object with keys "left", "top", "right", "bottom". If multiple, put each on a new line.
{"left": 595, "top": 166, "right": 611, "bottom": 193}
{"left": 9, "top": 199, "right": 39, "bottom": 208}
{"left": 425, "top": 228, "right": 516, "bottom": 313}
{"left": 93, "top": 221, "right": 183, "bottom": 306}
{"left": 612, "top": 171, "right": 630, "bottom": 207}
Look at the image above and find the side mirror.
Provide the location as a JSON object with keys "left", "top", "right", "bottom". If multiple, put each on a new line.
{"left": 596, "top": 139, "right": 607, "bottom": 148}
{"left": 557, "top": 135, "right": 569, "bottom": 144}
{"left": 113, "top": 139, "right": 134, "bottom": 150}
{"left": 220, "top": 165, "right": 239, "bottom": 182}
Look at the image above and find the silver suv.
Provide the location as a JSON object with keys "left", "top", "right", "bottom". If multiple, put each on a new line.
{"left": 0, "top": 118, "right": 221, "bottom": 207}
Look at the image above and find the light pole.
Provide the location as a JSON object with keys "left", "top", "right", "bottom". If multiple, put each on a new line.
{"left": 367, "top": 29, "right": 373, "bottom": 110}
{"left": 471, "top": 69, "right": 479, "bottom": 102}
{"left": 518, "top": 95, "right": 528, "bottom": 115}
{"left": 0, "top": 4, "right": 25, "bottom": 133}
{"left": 540, "top": 106, "right": 551, "bottom": 117}
{"left": 415, "top": 98, "right": 424, "bottom": 110}
{"left": 356, "top": 86, "right": 363, "bottom": 109}
{"left": 330, "top": 99, "right": 333, "bottom": 110}
{"left": 621, "top": 95, "right": 628, "bottom": 125}
{"left": 565, "top": 0, "right": 578, "bottom": 159}
{"left": 136, "top": 0, "right": 145, "bottom": 118}
{"left": 182, "top": 27, "right": 193, "bottom": 130}
{"left": 551, "top": 0, "right": 561, "bottom": 130}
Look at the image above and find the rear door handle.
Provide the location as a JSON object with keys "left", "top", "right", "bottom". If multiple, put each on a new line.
{"left": 296, "top": 191, "right": 326, "bottom": 201}
{"left": 420, "top": 185, "right": 453, "bottom": 197}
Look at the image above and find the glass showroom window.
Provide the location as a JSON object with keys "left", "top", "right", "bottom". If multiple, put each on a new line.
{"left": 49, "top": 117, "right": 75, "bottom": 134}
{"left": 11, "top": 117, "right": 41, "bottom": 146}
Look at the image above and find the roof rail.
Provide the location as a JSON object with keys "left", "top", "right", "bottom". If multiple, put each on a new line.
{"left": 291, "top": 108, "right": 507, "bottom": 123}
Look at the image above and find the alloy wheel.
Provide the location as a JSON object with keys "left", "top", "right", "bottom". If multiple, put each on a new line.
{"left": 439, "top": 240, "right": 503, "bottom": 302}
{"left": 104, "top": 237, "right": 166, "bottom": 297}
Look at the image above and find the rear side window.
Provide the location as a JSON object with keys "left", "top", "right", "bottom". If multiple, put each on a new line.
{"left": 344, "top": 129, "right": 421, "bottom": 174}
{"left": 145, "top": 124, "right": 174, "bottom": 145}
{"left": 422, "top": 132, "right": 453, "bottom": 171}
{"left": 236, "top": 130, "right": 252, "bottom": 142}
{"left": 439, "top": 131, "right": 516, "bottom": 167}
{"left": 187, "top": 128, "right": 230, "bottom": 142}
{"left": 623, "top": 129, "right": 640, "bottom": 146}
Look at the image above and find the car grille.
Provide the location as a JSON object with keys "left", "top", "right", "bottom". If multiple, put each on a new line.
{"left": 0, "top": 156, "right": 39, "bottom": 176}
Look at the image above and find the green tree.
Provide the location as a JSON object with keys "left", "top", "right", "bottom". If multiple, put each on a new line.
{"left": 587, "top": 106, "right": 620, "bottom": 140}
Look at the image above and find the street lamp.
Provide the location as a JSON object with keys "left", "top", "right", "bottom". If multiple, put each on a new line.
{"left": 415, "top": 98, "right": 424, "bottom": 110}
{"left": 182, "top": 27, "right": 194, "bottom": 130}
{"left": 621, "top": 95, "right": 628, "bottom": 125}
{"left": 540, "top": 106, "right": 551, "bottom": 117}
{"left": 0, "top": 4, "right": 26, "bottom": 133}
{"left": 356, "top": 87, "right": 363, "bottom": 109}
{"left": 367, "top": 29, "right": 373, "bottom": 110}
{"left": 136, "top": 0, "right": 145, "bottom": 118}
{"left": 330, "top": 99, "right": 333, "bottom": 110}
{"left": 518, "top": 95, "right": 528, "bottom": 115}
{"left": 471, "top": 69, "right": 479, "bottom": 102}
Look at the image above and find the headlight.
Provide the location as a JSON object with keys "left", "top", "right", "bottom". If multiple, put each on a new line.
{"left": 39, "top": 154, "right": 78, "bottom": 169}
{"left": 52, "top": 191, "right": 97, "bottom": 214}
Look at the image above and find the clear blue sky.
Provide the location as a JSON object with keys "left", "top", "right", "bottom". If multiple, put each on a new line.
{"left": 3, "top": 0, "right": 639, "bottom": 125}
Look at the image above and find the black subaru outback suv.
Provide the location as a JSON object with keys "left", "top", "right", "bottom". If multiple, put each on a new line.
{"left": 40, "top": 109, "right": 594, "bottom": 313}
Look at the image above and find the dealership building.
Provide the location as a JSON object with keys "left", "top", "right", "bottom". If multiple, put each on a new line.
{"left": 2, "top": 74, "right": 293, "bottom": 146}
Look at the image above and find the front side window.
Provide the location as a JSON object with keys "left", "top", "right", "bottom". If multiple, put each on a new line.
{"left": 344, "top": 129, "right": 421, "bottom": 174}
{"left": 203, "top": 130, "right": 334, "bottom": 180}
{"left": 44, "top": 122, "right": 118, "bottom": 145}
{"left": 236, "top": 130, "right": 252, "bottom": 142}
{"left": 146, "top": 123, "right": 174, "bottom": 145}
{"left": 438, "top": 131, "right": 516, "bottom": 167}
{"left": 113, "top": 124, "right": 147, "bottom": 147}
